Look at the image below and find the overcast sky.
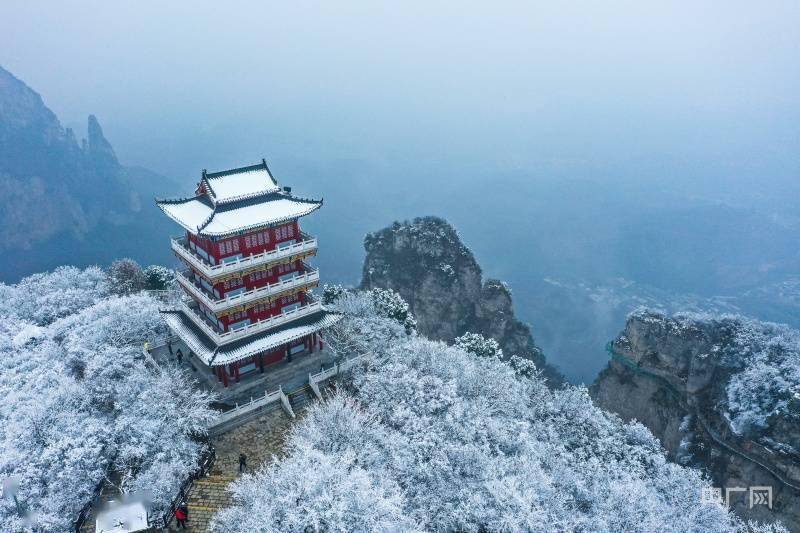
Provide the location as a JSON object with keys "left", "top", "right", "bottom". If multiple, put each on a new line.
{"left": 2, "top": 0, "right": 798, "bottom": 186}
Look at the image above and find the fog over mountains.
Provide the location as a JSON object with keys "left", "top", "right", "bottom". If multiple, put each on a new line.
{"left": 0, "top": 66, "right": 179, "bottom": 280}
{"left": 2, "top": 63, "right": 799, "bottom": 383}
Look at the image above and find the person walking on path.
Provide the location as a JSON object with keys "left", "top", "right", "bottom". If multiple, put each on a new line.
{"left": 239, "top": 453, "right": 247, "bottom": 473}
{"left": 167, "top": 339, "right": 173, "bottom": 355}
{"left": 143, "top": 341, "right": 150, "bottom": 353}
{"left": 176, "top": 348, "right": 183, "bottom": 364}
{"left": 174, "top": 503, "right": 188, "bottom": 529}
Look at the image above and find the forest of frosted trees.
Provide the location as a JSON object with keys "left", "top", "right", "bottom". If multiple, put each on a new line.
{"left": 0, "top": 270, "right": 789, "bottom": 532}
{"left": 0, "top": 266, "right": 214, "bottom": 532}
{"left": 212, "top": 290, "right": 783, "bottom": 533}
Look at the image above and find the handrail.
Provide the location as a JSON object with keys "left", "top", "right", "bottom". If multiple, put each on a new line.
{"left": 171, "top": 236, "right": 317, "bottom": 279}
{"left": 209, "top": 386, "right": 285, "bottom": 429}
{"left": 159, "top": 445, "right": 216, "bottom": 529}
{"left": 176, "top": 269, "right": 319, "bottom": 312}
{"left": 180, "top": 300, "right": 324, "bottom": 345}
{"left": 308, "top": 352, "right": 370, "bottom": 400}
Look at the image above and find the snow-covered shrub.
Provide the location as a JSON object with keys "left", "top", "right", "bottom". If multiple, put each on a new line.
{"left": 322, "top": 290, "right": 409, "bottom": 360}
{"left": 143, "top": 265, "right": 175, "bottom": 291}
{"left": 322, "top": 283, "right": 347, "bottom": 305}
{"left": 369, "top": 287, "right": 417, "bottom": 333}
{"left": 454, "top": 331, "right": 503, "bottom": 358}
{"left": 107, "top": 258, "right": 147, "bottom": 295}
{"left": 0, "top": 267, "right": 215, "bottom": 532}
{"left": 323, "top": 284, "right": 416, "bottom": 334}
{"left": 212, "top": 308, "right": 755, "bottom": 533}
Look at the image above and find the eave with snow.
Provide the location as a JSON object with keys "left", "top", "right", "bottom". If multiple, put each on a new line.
{"left": 156, "top": 159, "right": 339, "bottom": 387}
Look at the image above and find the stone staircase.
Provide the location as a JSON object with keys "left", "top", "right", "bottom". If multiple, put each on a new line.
{"left": 166, "top": 473, "right": 235, "bottom": 532}
{"left": 163, "top": 403, "right": 304, "bottom": 531}
{"left": 287, "top": 384, "right": 315, "bottom": 412}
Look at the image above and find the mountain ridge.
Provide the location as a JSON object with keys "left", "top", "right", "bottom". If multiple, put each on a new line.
{"left": 0, "top": 65, "right": 179, "bottom": 281}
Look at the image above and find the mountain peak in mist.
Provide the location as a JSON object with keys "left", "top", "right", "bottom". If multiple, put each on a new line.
{"left": 86, "top": 113, "right": 118, "bottom": 169}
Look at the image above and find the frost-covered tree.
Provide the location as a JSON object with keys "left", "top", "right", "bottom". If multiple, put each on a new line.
{"left": 143, "top": 265, "right": 175, "bottom": 291}
{"left": 322, "top": 289, "right": 409, "bottom": 361}
{"left": 454, "top": 331, "right": 503, "bottom": 358}
{"left": 0, "top": 267, "right": 215, "bottom": 532}
{"left": 212, "top": 303, "right": 780, "bottom": 532}
{"left": 212, "top": 397, "right": 420, "bottom": 533}
{"left": 369, "top": 287, "right": 417, "bottom": 333}
{"left": 106, "top": 258, "right": 147, "bottom": 295}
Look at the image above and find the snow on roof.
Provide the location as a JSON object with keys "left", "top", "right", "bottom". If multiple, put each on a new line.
{"left": 156, "top": 194, "right": 321, "bottom": 237}
{"left": 161, "top": 310, "right": 340, "bottom": 366}
{"left": 202, "top": 197, "right": 321, "bottom": 236}
{"left": 204, "top": 164, "right": 280, "bottom": 204}
{"left": 158, "top": 197, "right": 213, "bottom": 232}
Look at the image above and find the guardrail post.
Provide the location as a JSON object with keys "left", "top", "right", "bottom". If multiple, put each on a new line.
{"left": 279, "top": 386, "right": 296, "bottom": 419}
{"left": 309, "top": 374, "right": 323, "bottom": 401}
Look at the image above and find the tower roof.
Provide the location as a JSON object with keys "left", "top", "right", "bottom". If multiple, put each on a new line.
{"left": 156, "top": 161, "right": 322, "bottom": 238}
{"left": 160, "top": 309, "right": 340, "bottom": 366}
{"left": 202, "top": 161, "right": 280, "bottom": 205}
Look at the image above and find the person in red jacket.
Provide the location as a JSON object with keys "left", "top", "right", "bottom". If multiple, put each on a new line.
{"left": 174, "top": 503, "right": 188, "bottom": 529}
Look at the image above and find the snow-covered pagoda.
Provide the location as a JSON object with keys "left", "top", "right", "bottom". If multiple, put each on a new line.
{"left": 156, "top": 160, "right": 338, "bottom": 387}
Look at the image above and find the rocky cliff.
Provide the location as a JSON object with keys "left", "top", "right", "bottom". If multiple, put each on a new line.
{"left": 361, "top": 216, "right": 563, "bottom": 384}
{"left": 592, "top": 310, "right": 800, "bottom": 529}
{"left": 0, "top": 66, "right": 177, "bottom": 280}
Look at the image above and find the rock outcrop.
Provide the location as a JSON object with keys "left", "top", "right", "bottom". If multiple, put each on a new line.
{"left": 592, "top": 310, "right": 800, "bottom": 529}
{"left": 361, "top": 216, "right": 563, "bottom": 384}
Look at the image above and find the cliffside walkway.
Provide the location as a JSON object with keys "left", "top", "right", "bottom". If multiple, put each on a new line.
{"left": 608, "top": 344, "right": 800, "bottom": 495}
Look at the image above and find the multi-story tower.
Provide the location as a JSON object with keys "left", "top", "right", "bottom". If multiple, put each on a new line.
{"left": 156, "top": 160, "right": 338, "bottom": 387}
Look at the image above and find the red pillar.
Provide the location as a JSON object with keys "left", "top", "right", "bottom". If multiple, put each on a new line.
{"left": 234, "top": 363, "right": 240, "bottom": 383}
{"left": 221, "top": 367, "right": 228, "bottom": 388}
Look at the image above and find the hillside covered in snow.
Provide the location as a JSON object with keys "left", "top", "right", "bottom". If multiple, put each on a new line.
{"left": 593, "top": 310, "right": 800, "bottom": 529}
{"left": 0, "top": 266, "right": 214, "bottom": 532}
{"left": 212, "top": 290, "right": 783, "bottom": 532}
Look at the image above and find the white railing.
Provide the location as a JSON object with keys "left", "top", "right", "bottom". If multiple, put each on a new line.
{"left": 171, "top": 236, "right": 318, "bottom": 279}
{"left": 208, "top": 386, "right": 292, "bottom": 430}
{"left": 180, "top": 300, "right": 324, "bottom": 345}
{"left": 177, "top": 270, "right": 319, "bottom": 313}
{"left": 308, "top": 353, "right": 370, "bottom": 400}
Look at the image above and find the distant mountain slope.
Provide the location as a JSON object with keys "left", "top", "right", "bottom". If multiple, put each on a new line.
{"left": 0, "top": 66, "right": 178, "bottom": 281}
{"left": 592, "top": 310, "right": 800, "bottom": 529}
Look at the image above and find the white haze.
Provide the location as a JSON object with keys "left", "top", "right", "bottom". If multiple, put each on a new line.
{"left": 2, "top": 1, "right": 799, "bottom": 382}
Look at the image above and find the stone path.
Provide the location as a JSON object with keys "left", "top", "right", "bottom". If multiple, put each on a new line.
{"left": 167, "top": 405, "right": 302, "bottom": 532}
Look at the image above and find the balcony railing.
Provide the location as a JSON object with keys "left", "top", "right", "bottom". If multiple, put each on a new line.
{"left": 171, "top": 234, "right": 318, "bottom": 279}
{"left": 180, "top": 299, "right": 324, "bottom": 345}
{"left": 176, "top": 269, "right": 320, "bottom": 313}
